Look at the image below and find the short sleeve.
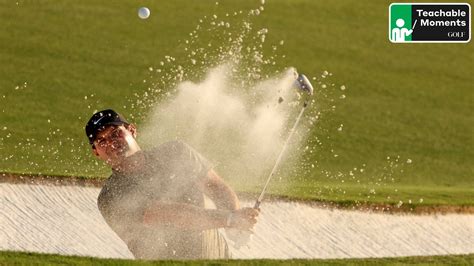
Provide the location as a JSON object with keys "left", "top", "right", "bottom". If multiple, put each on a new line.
{"left": 160, "top": 141, "right": 213, "bottom": 181}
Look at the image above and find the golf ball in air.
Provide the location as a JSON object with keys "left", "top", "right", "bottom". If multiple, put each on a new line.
{"left": 138, "top": 7, "right": 150, "bottom": 19}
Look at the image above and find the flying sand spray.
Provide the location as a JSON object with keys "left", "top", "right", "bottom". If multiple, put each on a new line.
{"left": 254, "top": 72, "right": 314, "bottom": 209}
{"left": 226, "top": 71, "right": 315, "bottom": 248}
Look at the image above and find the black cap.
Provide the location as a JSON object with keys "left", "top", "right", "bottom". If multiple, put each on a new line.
{"left": 85, "top": 109, "right": 129, "bottom": 144}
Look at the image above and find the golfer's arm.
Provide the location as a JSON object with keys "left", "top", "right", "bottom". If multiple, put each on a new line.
{"left": 142, "top": 202, "right": 230, "bottom": 230}
{"left": 200, "top": 169, "right": 240, "bottom": 211}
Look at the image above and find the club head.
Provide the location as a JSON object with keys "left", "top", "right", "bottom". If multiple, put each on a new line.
{"left": 293, "top": 74, "right": 314, "bottom": 95}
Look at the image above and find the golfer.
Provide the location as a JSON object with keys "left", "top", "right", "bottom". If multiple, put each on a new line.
{"left": 85, "top": 109, "right": 259, "bottom": 259}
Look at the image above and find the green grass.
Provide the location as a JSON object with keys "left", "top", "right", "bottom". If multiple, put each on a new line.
{"left": 239, "top": 182, "right": 474, "bottom": 207}
{"left": 1, "top": 251, "right": 473, "bottom": 265}
{"left": 0, "top": 0, "right": 473, "bottom": 206}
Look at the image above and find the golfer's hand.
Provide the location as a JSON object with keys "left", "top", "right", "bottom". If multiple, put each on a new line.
{"left": 226, "top": 208, "right": 259, "bottom": 230}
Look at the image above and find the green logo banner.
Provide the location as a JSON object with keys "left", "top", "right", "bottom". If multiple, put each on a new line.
{"left": 389, "top": 3, "right": 471, "bottom": 43}
{"left": 390, "top": 4, "right": 413, "bottom": 42}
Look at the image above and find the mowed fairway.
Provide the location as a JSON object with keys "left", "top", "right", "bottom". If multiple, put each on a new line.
{"left": 0, "top": 0, "right": 473, "bottom": 207}
{"left": 1, "top": 251, "right": 473, "bottom": 265}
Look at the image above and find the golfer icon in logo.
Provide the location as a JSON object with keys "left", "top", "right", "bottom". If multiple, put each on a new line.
{"left": 392, "top": 18, "right": 417, "bottom": 42}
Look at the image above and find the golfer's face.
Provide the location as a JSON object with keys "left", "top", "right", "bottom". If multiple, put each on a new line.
{"left": 93, "top": 125, "right": 132, "bottom": 162}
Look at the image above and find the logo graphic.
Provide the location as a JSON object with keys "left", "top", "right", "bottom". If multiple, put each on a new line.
{"left": 389, "top": 3, "right": 471, "bottom": 43}
{"left": 93, "top": 116, "right": 105, "bottom": 125}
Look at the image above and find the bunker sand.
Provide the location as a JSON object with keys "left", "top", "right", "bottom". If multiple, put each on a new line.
{"left": 0, "top": 183, "right": 473, "bottom": 259}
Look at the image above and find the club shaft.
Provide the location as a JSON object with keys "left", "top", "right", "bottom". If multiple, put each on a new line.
{"left": 254, "top": 104, "right": 307, "bottom": 209}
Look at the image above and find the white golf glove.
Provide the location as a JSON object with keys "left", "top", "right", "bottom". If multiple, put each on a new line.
{"left": 223, "top": 208, "right": 259, "bottom": 249}
{"left": 224, "top": 228, "right": 253, "bottom": 249}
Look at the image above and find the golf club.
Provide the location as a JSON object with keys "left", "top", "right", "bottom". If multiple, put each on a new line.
{"left": 225, "top": 72, "right": 314, "bottom": 248}
{"left": 254, "top": 72, "right": 314, "bottom": 209}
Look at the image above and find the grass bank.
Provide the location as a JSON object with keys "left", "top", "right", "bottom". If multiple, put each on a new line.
{"left": 1, "top": 251, "right": 473, "bottom": 265}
